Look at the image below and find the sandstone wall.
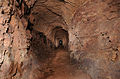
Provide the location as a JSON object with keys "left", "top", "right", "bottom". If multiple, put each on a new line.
{"left": 69, "top": 0, "right": 120, "bottom": 79}
{"left": 0, "top": 0, "right": 33, "bottom": 78}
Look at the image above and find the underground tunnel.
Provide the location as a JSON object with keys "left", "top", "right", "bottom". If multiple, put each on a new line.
{"left": 0, "top": 0, "right": 120, "bottom": 79}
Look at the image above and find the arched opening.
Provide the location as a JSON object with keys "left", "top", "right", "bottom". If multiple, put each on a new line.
{"left": 59, "top": 40, "right": 63, "bottom": 46}
{"left": 51, "top": 26, "right": 69, "bottom": 50}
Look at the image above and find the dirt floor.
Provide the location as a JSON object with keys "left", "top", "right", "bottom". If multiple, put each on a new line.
{"left": 47, "top": 48, "right": 91, "bottom": 79}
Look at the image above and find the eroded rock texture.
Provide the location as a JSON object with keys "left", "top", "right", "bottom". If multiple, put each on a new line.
{"left": 69, "top": 0, "right": 120, "bottom": 79}
{"left": 0, "top": 0, "right": 120, "bottom": 79}
{"left": 0, "top": 0, "right": 33, "bottom": 78}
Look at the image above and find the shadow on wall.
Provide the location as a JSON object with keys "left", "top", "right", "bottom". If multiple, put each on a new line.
{"left": 30, "top": 30, "right": 54, "bottom": 62}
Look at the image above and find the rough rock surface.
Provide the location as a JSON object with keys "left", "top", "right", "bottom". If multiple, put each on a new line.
{"left": 0, "top": 0, "right": 120, "bottom": 79}
{"left": 69, "top": 0, "right": 120, "bottom": 79}
{"left": 0, "top": 0, "right": 33, "bottom": 78}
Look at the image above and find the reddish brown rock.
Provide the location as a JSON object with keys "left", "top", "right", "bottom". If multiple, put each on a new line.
{"left": 0, "top": 0, "right": 120, "bottom": 79}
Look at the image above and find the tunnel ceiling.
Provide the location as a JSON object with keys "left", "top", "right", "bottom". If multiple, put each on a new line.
{"left": 29, "top": 0, "right": 82, "bottom": 33}
{"left": 28, "top": 0, "right": 81, "bottom": 47}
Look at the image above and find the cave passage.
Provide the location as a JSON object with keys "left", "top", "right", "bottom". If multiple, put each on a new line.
{"left": 30, "top": 27, "right": 91, "bottom": 79}
{"left": 26, "top": 0, "right": 92, "bottom": 78}
{"left": 59, "top": 40, "right": 63, "bottom": 46}
{"left": 2, "top": 0, "right": 120, "bottom": 79}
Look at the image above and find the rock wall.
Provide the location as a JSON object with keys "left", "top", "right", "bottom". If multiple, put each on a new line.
{"left": 0, "top": 0, "right": 33, "bottom": 78}
{"left": 69, "top": 0, "right": 120, "bottom": 79}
